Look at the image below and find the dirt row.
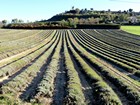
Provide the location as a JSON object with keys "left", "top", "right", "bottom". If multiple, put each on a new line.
{"left": 67, "top": 31, "right": 130, "bottom": 105}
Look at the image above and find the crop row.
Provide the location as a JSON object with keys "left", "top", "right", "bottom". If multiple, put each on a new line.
{"left": 81, "top": 30, "right": 140, "bottom": 61}
{"left": 63, "top": 32, "right": 86, "bottom": 104}
{"left": 111, "top": 30, "right": 140, "bottom": 40}
{"left": 35, "top": 32, "right": 62, "bottom": 104}
{"left": 0, "top": 30, "right": 54, "bottom": 60}
{"left": 0, "top": 30, "right": 37, "bottom": 42}
{"left": 0, "top": 29, "right": 24, "bottom": 36}
{"left": 0, "top": 29, "right": 139, "bottom": 105}
{"left": 77, "top": 30, "right": 140, "bottom": 65}
{"left": 69, "top": 30, "right": 140, "bottom": 104}
{"left": 84, "top": 29, "right": 140, "bottom": 59}
{"left": 97, "top": 30, "right": 140, "bottom": 47}
{"left": 66, "top": 30, "right": 122, "bottom": 105}
{"left": 72, "top": 30, "right": 140, "bottom": 77}
{"left": 0, "top": 31, "right": 57, "bottom": 79}
{"left": 70, "top": 30, "right": 140, "bottom": 87}
{"left": 1, "top": 31, "right": 60, "bottom": 103}
{"left": 84, "top": 29, "right": 140, "bottom": 56}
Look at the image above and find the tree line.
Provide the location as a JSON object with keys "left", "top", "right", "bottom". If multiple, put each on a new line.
{"left": 1, "top": 8, "right": 140, "bottom": 29}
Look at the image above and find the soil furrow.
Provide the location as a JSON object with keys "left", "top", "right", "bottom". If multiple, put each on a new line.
{"left": 53, "top": 33, "right": 67, "bottom": 105}
{"left": 18, "top": 34, "right": 60, "bottom": 101}
{"left": 0, "top": 32, "right": 57, "bottom": 85}
{"left": 68, "top": 48, "right": 95, "bottom": 105}
{"left": 68, "top": 31, "right": 130, "bottom": 105}
{"left": 73, "top": 30, "right": 140, "bottom": 90}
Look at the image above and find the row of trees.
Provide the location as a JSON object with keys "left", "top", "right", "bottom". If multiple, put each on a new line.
{"left": 60, "top": 17, "right": 100, "bottom": 27}
{"left": 1, "top": 19, "right": 24, "bottom": 25}
{"left": 70, "top": 6, "right": 134, "bottom": 14}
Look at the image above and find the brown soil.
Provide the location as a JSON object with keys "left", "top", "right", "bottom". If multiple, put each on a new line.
{"left": 53, "top": 33, "right": 67, "bottom": 105}
{"left": 70, "top": 53, "right": 95, "bottom": 105}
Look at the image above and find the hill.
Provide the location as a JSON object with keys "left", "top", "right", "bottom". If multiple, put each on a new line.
{"left": 42, "top": 8, "right": 140, "bottom": 24}
{"left": 46, "top": 14, "right": 102, "bottom": 22}
{"left": 3, "top": 8, "right": 140, "bottom": 29}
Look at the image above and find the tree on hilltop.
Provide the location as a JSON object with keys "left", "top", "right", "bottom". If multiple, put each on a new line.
{"left": 2, "top": 20, "right": 7, "bottom": 25}
{"left": 129, "top": 8, "right": 133, "bottom": 13}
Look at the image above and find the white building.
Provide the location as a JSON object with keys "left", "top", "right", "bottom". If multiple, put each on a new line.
{"left": 129, "top": 16, "right": 138, "bottom": 23}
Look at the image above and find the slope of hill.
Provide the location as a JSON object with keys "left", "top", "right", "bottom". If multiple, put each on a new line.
{"left": 46, "top": 14, "right": 103, "bottom": 22}
{"left": 3, "top": 8, "right": 140, "bottom": 29}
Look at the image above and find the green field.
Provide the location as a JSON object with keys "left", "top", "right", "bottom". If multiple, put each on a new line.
{"left": 121, "top": 26, "right": 140, "bottom": 35}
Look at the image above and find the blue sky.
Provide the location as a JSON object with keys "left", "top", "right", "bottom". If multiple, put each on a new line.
{"left": 0, "top": 0, "right": 139, "bottom": 22}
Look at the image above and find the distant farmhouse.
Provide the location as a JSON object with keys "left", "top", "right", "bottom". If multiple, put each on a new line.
{"left": 129, "top": 16, "right": 138, "bottom": 24}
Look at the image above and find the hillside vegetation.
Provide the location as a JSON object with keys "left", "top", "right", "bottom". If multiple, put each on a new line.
{"left": 3, "top": 8, "right": 140, "bottom": 29}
